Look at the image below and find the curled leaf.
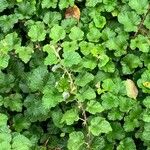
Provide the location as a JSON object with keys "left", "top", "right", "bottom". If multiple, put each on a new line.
{"left": 125, "top": 79, "right": 138, "bottom": 100}
{"left": 65, "top": 5, "right": 80, "bottom": 20}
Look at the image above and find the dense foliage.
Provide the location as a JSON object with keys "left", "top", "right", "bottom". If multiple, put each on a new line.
{"left": 0, "top": 0, "right": 150, "bottom": 149}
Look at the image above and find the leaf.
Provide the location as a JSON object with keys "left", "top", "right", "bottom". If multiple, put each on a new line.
{"left": 27, "top": 65, "right": 49, "bottom": 92}
{"left": 69, "top": 26, "right": 84, "bottom": 41}
{"left": 121, "top": 54, "right": 142, "bottom": 74}
{"left": 62, "top": 51, "right": 81, "bottom": 67}
{"left": 43, "top": 44, "right": 59, "bottom": 65}
{"left": 43, "top": 11, "right": 62, "bottom": 27}
{"left": 65, "top": 5, "right": 80, "bottom": 20}
{"left": 143, "top": 96, "right": 150, "bottom": 108}
{"left": 3, "top": 93, "right": 23, "bottom": 112}
{"left": 128, "top": 0, "right": 149, "bottom": 14}
{"left": 15, "top": 46, "right": 33, "bottom": 63}
{"left": 0, "top": 0, "right": 8, "bottom": 12}
{"left": 87, "top": 27, "right": 101, "bottom": 42}
{"left": 76, "top": 86, "right": 96, "bottom": 101}
{"left": 41, "top": 0, "right": 58, "bottom": 9}
{"left": 101, "top": 93, "right": 119, "bottom": 110}
{"left": 50, "top": 25, "right": 66, "bottom": 42}
{"left": 130, "top": 34, "right": 150, "bottom": 53}
{"left": 117, "top": 138, "right": 136, "bottom": 150}
{"left": 93, "top": 15, "right": 106, "bottom": 28}
{"left": 118, "top": 10, "right": 141, "bottom": 32}
{"left": 61, "top": 109, "right": 79, "bottom": 125}
{"left": 67, "top": 131, "right": 85, "bottom": 150}
{"left": 42, "top": 87, "right": 63, "bottom": 109}
{"left": 144, "top": 14, "right": 150, "bottom": 30}
{"left": 79, "top": 41, "right": 95, "bottom": 56}
{"left": 86, "top": 100, "right": 104, "bottom": 114}
{"left": 0, "top": 113, "right": 8, "bottom": 126}
{"left": 62, "top": 41, "right": 78, "bottom": 52}
{"left": 137, "top": 69, "right": 150, "bottom": 93}
{"left": 12, "top": 133, "right": 32, "bottom": 150}
{"left": 13, "top": 114, "right": 31, "bottom": 132}
{"left": 28, "top": 22, "right": 46, "bottom": 42}
{"left": 86, "top": 0, "right": 102, "bottom": 7}
{"left": 59, "top": 0, "right": 74, "bottom": 10}
{"left": 89, "top": 117, "right": 112, "bottom": 136}
{"left": 125, "top": 79, "right": 138, "bottom": 99}
{"left": 75, "top": 72, "right": 94, "bottom": 87}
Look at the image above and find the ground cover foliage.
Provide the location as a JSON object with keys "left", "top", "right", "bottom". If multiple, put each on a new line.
{"left": 0, "top": 0, "right": 150, "bottom": 149}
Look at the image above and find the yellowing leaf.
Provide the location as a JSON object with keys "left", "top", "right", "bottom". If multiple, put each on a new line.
{"left": 143, "top": 82, "right": 150, "bottom": 88}
{"left": 125, "top": 79, "right": 138, "bottom": 100}
{"left": 65, "top": 5, "right": 80, "bottom": 20}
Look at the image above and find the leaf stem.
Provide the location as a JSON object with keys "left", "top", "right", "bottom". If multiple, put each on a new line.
{"left": 134, "top": 5, "right": 150, "bottom": 37}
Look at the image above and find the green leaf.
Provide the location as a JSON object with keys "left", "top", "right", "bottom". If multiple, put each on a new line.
{"left": 128, "top": 0, "right": 149, "bottom": 14}
{"left": 0, "top": 0, "right": 8, "bottom": 12}
{"left": 28, "top": 22, "right": 46, "bottom": 42}
{"left": 89, "top": 117, "right": 112, "bottom": 136}
{"left": 27, "top": 65, "right": 48, "bottom": 92}
{"left": 75, "top": 72, "right": 94, "bottom": 87}
{"left": 63, "top": 51, "right": 81, "bottom": 67}
{"left": 98, "top": 54, "right": 109, "bottom": 67}
{"left": 3, "top": 93, "right": 23, "bottom": 112}
{"left": 142, "top": 123, "right": 150, "bottom": 141}
{"left": 61, "top": 109, "right": 79, "bottom": 125}
{"left": 130, "top": 34, "right": 150, "bottom": 53}
{"left": 62, "top": 41, "right": 78, "bottom": 52}
{"left": 90, "top": 137, "right": 105, "bottom": 150}
{"left": 59, "top": 0, "right": 74, "bottom": 9}
{"left": 137, "top": 69, "right": 150, "bottom": 93}
{"left": 0, "top": 113, "right": 8, "bottom": 126}
{"left": 107, "top": 122, "right": 125, "bottom": 141}
{"left": 15, "top": 46, "right": 33, "bottom": 63}
{"left": 143, "top": 96, "right": 150, "bottom": 109}
{"left": 79, "top": 41, "right": 95, "bottom": 56}
{"left": 86, "top": 100, "right": 104, "bottom": 114}
{"left": 101, "top": 93, "right": 119, "bottom": 110}
{"left": 87, "top": 27, "right": 101, "bottom": 42}
{"left": 67, "top": 131, "right": 85, "bottom": 150}
{"left": 0, "top": 53, "right": 10, "bottom": 69}
{"left": 76, "top": 86, "right": 96, "bottom": 101}
{"left": 86, "top": 0, "right": 102, "bottom": 7}
{"left": 13, "top": 114, "right": 31, "bottom": 132}
{"left": 93, "top": 15, "right": 106, "bottom": 28}
{"left": 144, "top": 14, "right": 150, "bottom": 30}
{"left": 50, "top": 25, "right": 66, "bottom": 42}
{"left": 118, "top": 11, "right": 141, "bottom": 32}
{"left": 117, "top": 138, "right": 136, "bottom": 150}
{"left": 12, "top": 133, "right": 32, "bottom": 150}
{"left": 121, "top": 54, "right": 142, "bottom": 74}
{"left": 41, "top": 0, "right": 58, "bottom": 8}
{"left": 0, "top": 14, "right": 19, "bottom": 32}
{"left": 43, "top": 44, "right": 59, "bottom": 65}
{"left": 42, "top": 87, "right": 63, "bottom": 109}
{"left": 69, "top": 26, "right": 84, "bottom": 41}
{"left": 43, "top": 11, "right": 62, "bottom": 27}
{"left": 0, "top": 32, "right": 21, "bottom": 52}
{"left": 143, "top": 109, "right": 150, "bottom": 122}
{"left": 103, "top": 0, "right": 117, "bottom": 12}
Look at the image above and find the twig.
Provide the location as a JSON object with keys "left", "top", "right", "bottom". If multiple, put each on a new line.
{"left": 134, "top": 5, "right": 150, "bottom": 37}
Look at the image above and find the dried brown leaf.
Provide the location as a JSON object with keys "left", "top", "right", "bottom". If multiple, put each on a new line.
{"left": 65, "top": 5, "right": 80, "bottom": 21}
{"left": 125, "top": 79, "right": 138, "bottom": 100}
